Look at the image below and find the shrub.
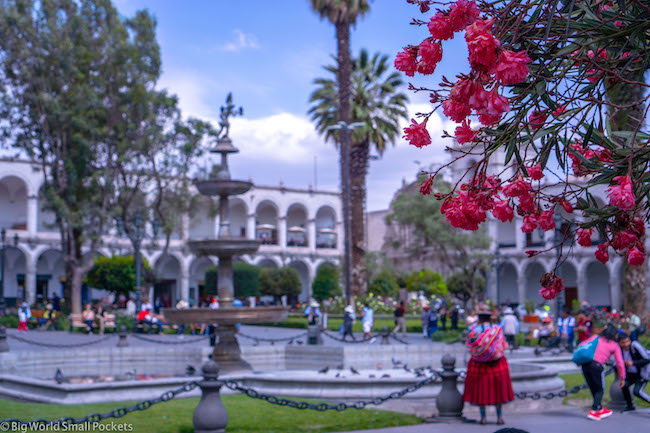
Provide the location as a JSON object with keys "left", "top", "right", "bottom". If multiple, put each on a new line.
{"left": 205, "top": 266, "right": 218, "bottom": 295}
{"left": 312, "top": 264, "right": 341, "bottom": 301}
{"left": 259, "top": 267, "right": 302, "bottom": 301}
{"left": 406, "top": 269, "right": 447, "bottom": 297}
{"left": 85, "top": 255, "right": 152, "bottom": 296}
{"left": 233, "top": 262, "right": 261, "bottom": 298}
{"left": 370, "top": 271, "right": 399, "bottom": 297}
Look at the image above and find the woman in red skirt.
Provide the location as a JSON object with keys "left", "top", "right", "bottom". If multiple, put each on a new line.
{"left": 463, "top": 305, "right": 514, "bottom": 425}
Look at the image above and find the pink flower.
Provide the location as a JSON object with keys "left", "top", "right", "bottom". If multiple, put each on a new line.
{"left": 440, "top": 192, "right": 487, "bottom": 231}
{"left": 465, "top": 19, "right": 500, "bottom": 70}
{"left": 595, "top": 244, "right": 609, "bottom": 264}
{"left": 420, "top": 175, "right": 434, "bottom": 195}
{"left": 539, "top": 273, "right": 565, "bottom": 300}
{"left": 577, "top": 228, "right": 593, "bottom": 247}
{"left": 403, "top": 118, "right": 431, "bottom": 148}
{"left": 613, "top": 230, "right": 638, "bottom": 251}
{"left": 526, "top": 164, "right": 544, "bottom": 180}
{"left": 521, "top": 214, "right": 538, "bottom": 233}
{"left": 481, "top": 90, "right": 510, "bottom": 117}
{"left": 442, "top": 98, "right": 471, "bottom": 123}
{"left": 552, "top": 104, "right": 567, "bottom": 116}
{"left": 418, "top": 40, "right": 443, "bottom": 75}
{"left": 628, "top": 247, "right": 645, "bottom": 266}
{"left": 492, "top": 49, "right": 531, "bottom": 85}
{"left": 428, "top": 12, "right": 454, "bottom": 40}
{"left": 492, "top": 200, "right": 514, "bottom": 223}
{"left": 478, "top": 113, "right": 501, "bottom": 125}
{"left": 455, "top": 119, "right": 478, "bottom": 144}
{"left": 526, "top": 250, "right": 538, "bottom": 257}
{"left": 502, "top": 178, "right": 532, "bottom": 198}
{"left": 449, "top": 0, "right": 480, "bottom": 32}
{"left": 560, "top": 200, "right": 573, "bottom": 214}
{"left": 518, "top": 192, "right": 536, "bottom": 213}
{"left": 538, "top": 210, "right": 555, "bottom": 231}
{"left": 606, "top": 176, "right": 635, "bottom": 211}
{"left": 451, "top": 79, "right": 479, "bottom": 104}
{"left": 528, "top": 110, "right": 547, "bottom": 130}
{"left": 395, "top": 49, "right": 418, "bottom": 77}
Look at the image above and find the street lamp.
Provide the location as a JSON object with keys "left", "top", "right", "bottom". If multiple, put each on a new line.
{"left": 326, "top": 121, "right": 364, "bottom": 306}
{"left": 0, "top": 229, "right": 18, "bottom": 313}
{"left": 117, "top": 213, "right": 160, "bottom": 313}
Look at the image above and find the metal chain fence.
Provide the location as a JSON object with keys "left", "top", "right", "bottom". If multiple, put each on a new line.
{"left": 130, "top": 333, "right": 210, "bottom": 345}
{"left": 321, "top": 331, "right": 373, "bottom": 344}
{"left": 223, "top": 371, "right": 442, "bottom": 411}
{"left": 237, "top": 331, "right": 308, "bottom": 345}
{"left": 0, "top": 379, "right": 202, "bottom": 427}
{"left": 8, "top": 334, "right": 114, "bottom": 348}
{"left": 514, "top": 367, "right": 614, "bottom": 400}
{"left": 389, "top": 334, "right": 410, "bottom": 345}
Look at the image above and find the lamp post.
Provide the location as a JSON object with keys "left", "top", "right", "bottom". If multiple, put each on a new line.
{"left": 117, "top": 212, "right": 159, "bottom": 313}
{"left": 326, "top": 121, "right": 364, "bottom": 306}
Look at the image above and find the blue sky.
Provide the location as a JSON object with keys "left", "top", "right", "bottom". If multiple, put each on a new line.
{"left": 114, "top": 0, "right": 469, "bottom": 211}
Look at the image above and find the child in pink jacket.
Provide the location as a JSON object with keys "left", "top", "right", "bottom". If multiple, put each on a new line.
{"left": 579, "top": 324, "right": 626, "bottom": 421}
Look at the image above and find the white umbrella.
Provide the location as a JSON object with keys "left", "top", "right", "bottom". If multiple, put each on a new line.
{"left": 318, "top": 228, "right": 337, "bottom": 234}
{"left": 288, "top": 226, "right": 306, "bottom": 233}
{"left": 256, "top": 223, "right": 276, "bottom": 231}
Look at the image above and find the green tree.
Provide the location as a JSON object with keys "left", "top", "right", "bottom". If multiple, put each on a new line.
{"left": 205, "top": 267, "right": 218, "bottom": 295}
{"left": 369, "top": 271, "right": 399, "bottom": 297}
{"left": 446, "top": 267, "right": 487, "bottom": 307}
{"left": 309, "top": 48, "right": 408, "bottom": 297}
{"left": 233, "top": 262, "right": 261, "bottom": 298}
{"left": 0, "top": 0, "right": 178, "bottom": 314}
{"left": 310, "top": 0, "right": 370, "bottom": 298}
{"left": 85, "top": 256, "right": 152, "bottom": 296}
{"left": 259, "top": 267, "right": 302, "bottom": 302}
{"left": 312, "top": 263, "right": 341, "bottom": 301}
{"left": 406, "top": 269, "right": 447, "bottom": 297}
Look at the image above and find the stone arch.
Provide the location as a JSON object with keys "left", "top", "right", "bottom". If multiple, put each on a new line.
{"left": 558, "top": 260, "right": 578, "bottom": 309}
{"left": 286, "top": 203, "right": 308, "bottom": 247}
{"left": 288, "top": 259, "right": 311, "bottom": 302}
{"left": 255, "top": 200, "right": 278, "bottom": 244}
{"left": 35, "top": 249, "right": 65, "bottom": 302}
{"left": 154, "top": 253, "right": 182, "bottom": 306}
{"left": 229, "top": 197, "right": 248, "bottom": 238}
{"left": 256, "top": 257, "right": 281, "bottom": 269}
{"left": 189, "top": 256, "right": 215, "bottom": 306}
{"left": 2, "top": 246, "right": 27, "bottom": 302}
{"left": 0, "top": 175, "right": 28, "bottom": 231}
{"left": 585, "top": 261, "right": 610, "bottom": 307}
{"left": 316, "top": 206, "right": 337, "bottom": 249}
{"left": 524, "top": 261, "right": 546, "bottom": 305}
{"left": 497, "top": 261, "right": 518, "bottom": 305}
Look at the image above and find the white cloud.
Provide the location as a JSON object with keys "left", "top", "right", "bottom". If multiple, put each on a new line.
{"left": 222, "top": 29, "right": 260, "bottom": 52}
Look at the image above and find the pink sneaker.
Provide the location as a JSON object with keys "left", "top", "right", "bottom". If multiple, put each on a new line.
{"left": 598, "top": 407, "right": 612, "bottom": 418}
{"left": 587, "top": 410, "right": 601, "bottom": 421}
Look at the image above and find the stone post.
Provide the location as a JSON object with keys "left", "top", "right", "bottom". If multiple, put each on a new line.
{"left": 608, "top": 369, "right": 627, "bottom": 410}
{"left": 193, "top": 360, "right": 228, "bottom": 433}
{"left": 0, "top": 327, "right": 9, "bottom": 353}
{"left": 435, "top": 354, "right": 464, "bottom": 421}
{"left": 307, "top": 325, "right": 322, "bottom": 345}
{"left": 116, "top": 325, "right": 128, "bottom": 348}
{"left": 380, "top": 326, "right": 391, "bottom": 345}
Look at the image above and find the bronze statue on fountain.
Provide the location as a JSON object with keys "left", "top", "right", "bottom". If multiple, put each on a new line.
{"left": 163, "top": 93, "right": 288, "bottom": 372}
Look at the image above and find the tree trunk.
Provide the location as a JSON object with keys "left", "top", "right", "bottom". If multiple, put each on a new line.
{"left": 336, "top": 21, "right": 353, "bottom": 304}
{"left": 607, "top": 68, "right": 647, "bottom": 316}
{"left": 350, "top": 139, "right": 369, "bottom": 296}
{"left": 62, "top": 227, "right": 95, "bottom": 315}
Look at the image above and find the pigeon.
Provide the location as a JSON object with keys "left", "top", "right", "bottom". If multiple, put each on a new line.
{"left": 185, "top": 365, "right": 196, "bottom": 376}
{"left": 415, "top": 371, "right": 425, "bottom": 377}
{"left": 391, "top": 358, "right": 402, "bottom": 367}
{"left": 318, "top": 366, "right": 329, "bottom": 374}
{"left": 336, "top": 364, "right": 344, "bottom": 370}
{"left": 381, "top": 374, "right": 391, "bottom": 378}
{"left": 403, "top": 364, "right": 412, "bottom": 372}
{"left": 350, "top": 367, "right": 360, "bottom": 375}
{"left": 335, "top": 372, "right": 341, "bottom": 378}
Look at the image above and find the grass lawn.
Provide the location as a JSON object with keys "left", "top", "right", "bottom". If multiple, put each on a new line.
{"left": 559, "top": 372, "right": 650, "bottom": 408}
{"left": 0, "top": 394, "right": 422, "bottom": 433}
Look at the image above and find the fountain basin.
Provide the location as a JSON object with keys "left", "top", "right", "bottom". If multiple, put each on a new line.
{"left": 162, "top": 306, "right": 289, "bottom": 326}
{"left": 194, "top": 179, "right": 253, "bottom": 197}
{"left": 188, "top": 239, "right": 260, "bottom": 257}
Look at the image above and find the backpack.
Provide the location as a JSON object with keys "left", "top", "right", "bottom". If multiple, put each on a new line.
{"left": 467, "top": 324, "right": 506, "bottom": 363}
{"left": 572, "top": 336, "right": 599, "bottom": 365}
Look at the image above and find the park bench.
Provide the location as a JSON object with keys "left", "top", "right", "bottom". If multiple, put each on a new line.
{"left": 70, "top": 312, "right": 117, "bottom": 333}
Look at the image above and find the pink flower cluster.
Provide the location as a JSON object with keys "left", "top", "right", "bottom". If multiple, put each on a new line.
{"left": 539, "top": 273, "right": 565, "bottom": 301}
{"left": 580, "top": 213, "right": 646, "bottom": 267}
{"left": 568, "top": 140, "right": 612, "bottom": 176}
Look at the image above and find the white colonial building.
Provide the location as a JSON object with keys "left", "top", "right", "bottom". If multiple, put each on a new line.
{"left": 0, "top": 158, "right": 342, "bottom": 306}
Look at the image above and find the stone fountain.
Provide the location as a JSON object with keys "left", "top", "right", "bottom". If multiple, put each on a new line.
{"left": 163, "top": 94, "right": 288, "bottom": 372}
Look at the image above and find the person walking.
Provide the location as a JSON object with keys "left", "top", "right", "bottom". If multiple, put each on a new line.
{"left": 451, "top": 306, "right": 459, "bottom": 330}
{"left": 627, "top": 312, "right": 642, "bottom": 342}
{"left": 557, "top": 309, "right": 576, "bottom": 352}
{"left": 427, "top": 307, "right": 439, "bottom": 339}
{"left": 575, "top": 324, "right": 626, "bottom": 421}
{"left": 421, "top": 305, "right": 430, "bottom": 338}
{"left": 439, "top": 304, "right": 448, "bottom": 330}
{"left": 463, "top": 304, "right": 513, "bottom": 425}
{"left": 17, "top": 303, "right": 29, "bottom": 331}
{"left": 96, "top": 303, "right": 106, "bottom": 335}
{"left": 342, "top": 305, "right": 356, "bottom": 341}
{"left": 360, "top": 303, "right": 375, "bottom": 341}
{"left": 393, "top": 301, "right": 407, "bottom": 337}
{"left": 500, "top": 307, "right": 519, "bottom": 350}
{"left": 618, "top": 332, "right": 650, "bottom": 411}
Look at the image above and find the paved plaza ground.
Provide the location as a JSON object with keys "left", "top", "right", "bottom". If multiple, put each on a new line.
{"left": 336, "top": 407, "right": 650, "bottom": 433}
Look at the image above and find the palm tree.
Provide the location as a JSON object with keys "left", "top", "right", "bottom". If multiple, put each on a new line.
{"left": 309, "top": 49, "right": 409, "bottom": 296}
{"left": 310, "top": 0, "right": 370, "bottom": 300}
